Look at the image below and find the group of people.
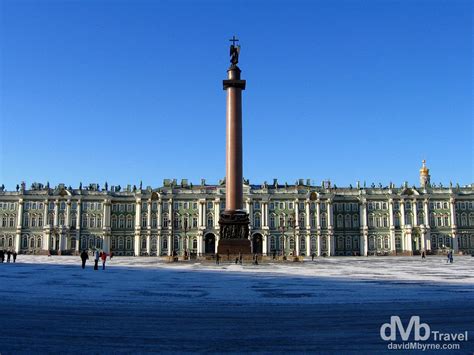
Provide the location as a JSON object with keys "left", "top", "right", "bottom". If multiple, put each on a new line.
{"left": 0, "top": 250, "right": 17, "bottom": 263}
{"left": 447, "top": 250, "right": 454, "bottom": 264}
{"left": 80, "top": 249, "right": 113, "bottom": 270}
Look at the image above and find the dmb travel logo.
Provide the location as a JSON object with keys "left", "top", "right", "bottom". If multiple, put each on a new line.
{"left": 380, "top": 316, "right": 469, "bottom": 351}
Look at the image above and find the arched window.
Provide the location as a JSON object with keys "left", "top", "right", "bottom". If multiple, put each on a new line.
{"left": 254, "top": 213, "right": 261, "bottom": 228}
{"left": 310, "top": 213, "right": 316, "bottom": 228}
{"left": 270, "top": 236, "right": 276, "bottom": 250}
{"left": 310, "top": 236, "right": 316, "bottom": 251}
{"left": 142, "top": 214, "right": 147, "bottom": 228}
{"left": 112, "top": 215, "right": 117, "bottom": 228}
{"left": 300, "top": 237, "right": 305, "bottom": 250}
{"left": 417, "top": 212, "right": 424, "bottom": 225}
{"left": 192, "top": 238, "right": 197, "bottom": 250}
{"left": 174, "top": 213, "right": 180, "bottom": 228}
{"left": 9, "top": 215, "right": 15, "bottom": 227}
{"left": 289, "top": 238, "right": 295, "bottom": 250}
{"left": 126, "top": 215, "right": 133, "bottom": 229}
{"left": 384, "top": 236, "right": 389, "bottom": 249}
{"left": 279, "top": 215, "right": 285, "bottom": 227}
{"left": 394, "top": 213, "right": 400, "bottom": 227}
{"left": 141, "top": 237, "right": 147, "bottom": 249}
{"left": 163, "top": 213, "right": 169, "bottom": 228}
{"left": 443, "top": 215, "right": 449, "bottom": 227}
{"left": 369, "top": 236, "right": 375, "bottom": 250}
{"left": 37, "top": 236, "right": 42, "bottom": 248}
{"left": 321, "top": 213, "right": 327, "bottom": 228}
{"left": 23, "top": 214, "right": 29, "bottom": 227}
{"left": 299, "top": 213, "right": 305, "bottom": 227}
{"left": 70, "top": 214, "right": 75, "bottom": 228}
{"left": 152, "top": 214, "right": 158, "bottom": 228}
{"left": 368, "top": 214, "right": 374, "bottom": 228}
{"left": 31, "top": 215, "right": 37, "bottom": 227}
{"left": 89, "top": 215, "right": 95, "bottom": 228}
{"left": 1, "top": 215, "right": 6, "bottom": 227}
{"left": 321, "top": 236, "right": 327, "bottom": 251}
{"left": 405, "top": 213, "right": 413, "bottom": 225}
{"left": 469, "top": 213, "right": 474, "bottom": 227}
{"left": 207, "top": 213, "right": 213, "bottom": 228}
{"left": 337, "top": 214, "right": 343, "bottom": 228}
{"left": 163, "top": 236, "right": 168, "bottom": 249}
{"left": 353, "top": 214, "right": 359, "bottom": 228}
{"left": 270, "top": 214, "right": 276, "bottom": 228}
{"left": 461, "top": 213, "right": 467, "bottom": 227}
{"left": 97, "top": 215, "right": 102, "bottom": 228}
{"left": 126, "top": 237, "right": 132, "bottom": 250}
{"left": 430, "top": 213, "right": 435, "bottom": 226}
{"left": 345, "top": 214, "right": 351, "bottom": 228}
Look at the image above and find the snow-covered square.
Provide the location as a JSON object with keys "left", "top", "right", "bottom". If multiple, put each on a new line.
{"left": 0, "top": 255, "right": 473, "bottom": 353}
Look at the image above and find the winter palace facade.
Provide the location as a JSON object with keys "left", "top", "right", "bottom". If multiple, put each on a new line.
{"left": 1, "top": 162, "right": 473, "bottom": 257}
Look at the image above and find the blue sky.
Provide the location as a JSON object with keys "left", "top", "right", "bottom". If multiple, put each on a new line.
{"left": 1, "top": 0, "right": 472, "bottom": 189}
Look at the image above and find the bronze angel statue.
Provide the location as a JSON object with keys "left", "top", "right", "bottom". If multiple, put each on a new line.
{"left": 230, "top": 43, "right": 240, "bottom": 66}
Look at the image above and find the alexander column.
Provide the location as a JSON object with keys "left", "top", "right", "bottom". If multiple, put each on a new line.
{"left": 218, "top": 36, "right": 251, "bottom": 255}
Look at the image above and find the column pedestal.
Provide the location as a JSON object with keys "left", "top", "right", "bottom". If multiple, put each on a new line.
{"left": 218, "top": 210, "right": 251, "bottom": 254}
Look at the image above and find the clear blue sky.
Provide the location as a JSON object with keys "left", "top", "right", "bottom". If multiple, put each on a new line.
{"left": 1, "top": 0, "right": 472, "bottom": 190}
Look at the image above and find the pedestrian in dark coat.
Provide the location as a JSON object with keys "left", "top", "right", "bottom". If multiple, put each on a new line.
{"left": 13, "top": 251, "right": 17, "bottom": 263}
{"left": 7, "top": 250, "right": 11, "bottom": 263}
{"left": 238, "top": 252, "right": 242, "bottom": 265}
{"left": 272, "top": 250, "right": 276, "bottom": 260}
{"left": 311, "top": 252, "right": 316, "bottom": 261}
{"left": 0, "top": 250, "right": 4, "bottom": 263}
{"left": 215, "top": 253, "right": 220, "bottom": 265}
{"left": 254, "top": 254, "right": 258, "bottom": 265}
{"left": 101, "top": 251, "right": 107, "bottom": 270}
{"left": 421, "top": 250, "right": 426, "bottom": 259}
{"left": 80, "top": 250, "right": 89, "bottom": 269}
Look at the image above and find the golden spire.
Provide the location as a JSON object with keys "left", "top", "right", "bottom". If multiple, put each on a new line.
{"left": 420, "top": 159, "right": 429, "bottom": 175}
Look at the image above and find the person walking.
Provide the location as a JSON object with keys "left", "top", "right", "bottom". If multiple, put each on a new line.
{"left": 94, "top": 250, "right": 100, "bottom": 270}
{"left": 215, "top": 253, "right": 220, "bottom": 265}
{"left": 449, "top": 251, "right": 454, "bottom": 264}
{"left": 421, "top": 250, "right": 426, "bottom": 259}
{"left": 80, "top": 250, "right": 89, "bottom": 269}
{"left": 0, "top": 250, "right": 4, "bottom": 263}
{"left": 101, "top": 251, "right": 107, "bottom": 270}
{"left": 13, "top": 251, "right": 17, "bottom": 263}
{"left": 239, "top": 252, "right": 242, "bottom": 265}
{"left": 6, "top": 250, "right": 11, "bottom": 263}
{"left": 272, "top": 250, "right": 276, "bottom": 260}
{"left": 254, "top": 254, "right": 258, "bottom": 265}
{"left": 311, "top": 252, "right": 316, "bottom": 261}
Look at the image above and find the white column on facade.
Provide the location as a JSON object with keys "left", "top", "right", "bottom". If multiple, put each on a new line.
{"left": 103, "top": 235, "right": 110, "bottom": 253}
{"left": 316, "top": 201, "right": 321, "bottom": 229}
{"left": 295, "top": 200, "right": 299, "bottom": 228}
{"left": 103, "top": 201, "right": 111, "bottom": 228}
{"left": 400, "top": 200, "right": 406, "bottom": 227}
{"left": 65, "top": 200, "right": 71, "bottom": 227}
{"left": 43, "top": 200, "right": 49, "bottom": 227}
{"left": 389, "top": 199, "right": 396, "bottom": 254}
{"left": 15, "top": 199, "right": 24, "bottom": 253}
{"left": 249, "top": 201, "right": 254, "bottom": 226}
{"left": 135, "top": 200, "right": 141, "bottom": 229}
{"left": 305, "top": 200, "right": 310, "bottom": 229}
{"left": 17, "top": 199, "right": 24, "bottom": 229}
{"left": 413, "top": 199, "right": 418, "bottom": 227}
{"left": 245, "top": 199, "right": 250, "bottom": 214}
{"left": 167, "top": 234, "right": 172, "bottom": 256}
{"left": 214, "top": 199, "right": 220, "bottom": 228}
{"left": 262, "top": 234, "right": 267, "bottom": 255}
{"left": 147, "top": 200, "right": 152, "bottom": 228}
{"left": 316, "top": 233, "right": 321, "bottom": 256}
{"left": 405, "top": 231, "right": 412, "bottom": 253}
{"left": 449, "top": 197, "right": 457, "bottom": 229}
{"left": 158, "top": 199, "right": 162, "bottom": 228}
{"left": 295, "top": 233, "right": 300, "bottom": 256}
{"left": 134, "top": 200, "right": 141, "bottom": 256}
{"left": 197, "top": 233, "right": 202, "bottom": 256}
{"left": 215, "top": 235, "right": 219, "bottom": 254}
{"left": 146, "top": 234, "right": 151, "bottom": 255}
{"left": 54, "top": 200, "right": 59, "bottom": 227}
{"left": 420, "top": 231, "right": 426, "bottom": 252}
{"left": 76, "top": 200, "right": 82, "bottom": 230}
{"left": 157, "top": 233, "right": 161, "bottom": 256}
{"left": 306, "top": 234, "right": 311, "bottom": 256}
{"left": 327, "top": 200, "right": 334, "bottom": 256}
{"left": 201, "top": 201, "right": 206, "bottom": 228}
{"left": 423, "top": 200, "right": 430, "bottom": 226}
{"left": 360, "top": 200, "right": 368, "bottom": 256}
